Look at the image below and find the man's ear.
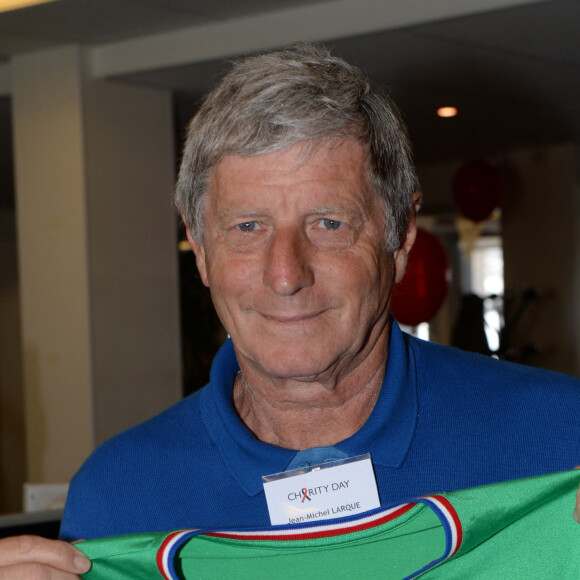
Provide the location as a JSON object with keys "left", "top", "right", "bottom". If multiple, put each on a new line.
{"left": 185, "top": 226, "right": 209, "bottom": 287}
{"left": 393, "top": 192, "right": 421, "bottom": 284}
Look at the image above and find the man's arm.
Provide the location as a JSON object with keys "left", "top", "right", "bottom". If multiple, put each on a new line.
{"left": 0, "top": 535, "right": 90, "bottom": 578}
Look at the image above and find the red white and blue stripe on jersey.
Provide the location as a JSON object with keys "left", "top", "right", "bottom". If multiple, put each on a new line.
{"left": 156, "top": 496, "right": 463, "bottom": 580}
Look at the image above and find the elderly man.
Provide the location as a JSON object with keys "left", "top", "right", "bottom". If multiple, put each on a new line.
{"left": 0, "top": 44, "right": 579, "bottom": 577}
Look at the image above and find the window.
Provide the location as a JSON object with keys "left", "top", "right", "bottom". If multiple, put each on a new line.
{"left": 464, "top": 235, "right": 504, "bottom": 352}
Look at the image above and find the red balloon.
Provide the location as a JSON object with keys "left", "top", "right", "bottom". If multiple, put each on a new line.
{"left": 452, "top": 159, "right": 502, "bottom": 222}
{"left": 390, "top": 228, "right": 450, "bottom": 326}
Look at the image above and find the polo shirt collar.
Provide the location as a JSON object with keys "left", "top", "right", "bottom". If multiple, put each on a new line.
{"left": 200, "top": 320, "right": 418, "bottom": 496}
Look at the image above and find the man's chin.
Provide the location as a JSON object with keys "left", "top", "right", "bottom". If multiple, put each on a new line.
{"left": 249, "top": 348, "right": 340, "bottom": 382}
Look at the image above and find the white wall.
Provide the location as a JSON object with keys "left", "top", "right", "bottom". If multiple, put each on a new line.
{"left": 502, "top": 143, "right": 579, "bottom": 375}
{"left": 82, "top": 71, "right": 182, "bottom": 445}
{"left": 10, "top": 46, "right": 181, "bottom": 490}
{"left": 418, "top": 143, "right": 580, "bottom": 377}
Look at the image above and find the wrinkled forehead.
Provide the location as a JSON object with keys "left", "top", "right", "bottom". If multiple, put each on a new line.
{"left": 206, "top": 137, "right": 375, "bottom": 197}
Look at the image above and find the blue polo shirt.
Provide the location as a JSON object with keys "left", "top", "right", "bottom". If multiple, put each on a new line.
{"left": 60, "top": 321, "right": 580, "bottom": 541}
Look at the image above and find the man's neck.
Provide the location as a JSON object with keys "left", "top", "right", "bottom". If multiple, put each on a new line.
{"left": 233, "top": 344, "right": 388, "bottom": 451}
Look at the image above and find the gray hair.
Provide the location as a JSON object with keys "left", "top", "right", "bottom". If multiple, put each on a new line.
{"left": 175, "top": 43, "right": 419, "bottom": 251}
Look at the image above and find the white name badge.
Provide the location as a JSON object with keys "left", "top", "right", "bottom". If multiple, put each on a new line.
{"left": 262, "top": 453, "right": 380, "bottom": 526}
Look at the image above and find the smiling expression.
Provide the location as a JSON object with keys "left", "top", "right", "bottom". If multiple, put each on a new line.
{"left": 187, "top": 138, "right": 410, "bottom": 384}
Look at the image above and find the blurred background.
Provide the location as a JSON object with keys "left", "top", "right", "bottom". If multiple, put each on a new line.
{"left": 1, "top": 0, "right": 579, "bottom": 515}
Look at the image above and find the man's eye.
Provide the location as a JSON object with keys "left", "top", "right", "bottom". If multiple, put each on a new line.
{"left": 321, "top": 218, "right": 342, "bottom": 231}
{"left": 237, "top": 221, "right": 258, "bottom": 232}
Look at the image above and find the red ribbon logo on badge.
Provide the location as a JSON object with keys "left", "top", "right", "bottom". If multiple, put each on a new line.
{"left": 301, "top": 488, "right": 311, "bottom": 502}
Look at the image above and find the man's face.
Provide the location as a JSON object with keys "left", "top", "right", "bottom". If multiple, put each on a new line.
{"left": 187, "top": 139, "right": 412, "bottom": 383}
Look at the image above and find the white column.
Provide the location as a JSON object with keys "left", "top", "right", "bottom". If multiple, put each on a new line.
{"left": 12, "top": 46, "right": 94, "bottom": 482}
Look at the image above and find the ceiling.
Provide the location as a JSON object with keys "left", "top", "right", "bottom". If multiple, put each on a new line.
{"left": 1, "top": 0, "right": 579, "bottom": 168}
{"left": 0, "top": 0, "right": 316, "bottom": 55}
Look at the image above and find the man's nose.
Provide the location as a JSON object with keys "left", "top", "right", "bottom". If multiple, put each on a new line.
{"left": 263, "top": 227, "right": 314, "bottom": 295}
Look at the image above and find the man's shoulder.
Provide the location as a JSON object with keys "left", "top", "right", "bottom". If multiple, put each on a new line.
{"left": 388, "top": 333, "right": 580, "bottom": 491}
{"left": 91, "top": 388, "right": 207, "bottom": 462}
{"left": 60, "top": 388, "right": 213, "bottom": 540}
{"left": 406, "top": 332, "right": 580, "bottom": 392}
{"left": 68, "top": 388, "right": 210, "bottom": 494}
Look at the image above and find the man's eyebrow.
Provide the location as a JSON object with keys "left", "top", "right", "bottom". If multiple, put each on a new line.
{"left": 215, "top": 208, "right": 267, "bottom": 225}
{"left": 309, "top": 206, "right": 361, "bottom": 215}
{"left": 308, "top": 206, "right": 367, "bottom": 223}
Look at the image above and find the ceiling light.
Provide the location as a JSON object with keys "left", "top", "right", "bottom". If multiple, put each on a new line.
{"left": 0, "top": 0, "right": 59, "bottom": 13}
{"left": 437, "top": 106, "right": 458, "bottom": 118}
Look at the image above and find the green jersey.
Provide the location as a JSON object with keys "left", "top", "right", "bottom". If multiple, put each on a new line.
{"left": 78, "top": 469, "right": 580, "bottom": 579}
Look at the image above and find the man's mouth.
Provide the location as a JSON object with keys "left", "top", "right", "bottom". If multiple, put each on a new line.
{"left": 260, "top": 310, "right": 325, "bottom": 324}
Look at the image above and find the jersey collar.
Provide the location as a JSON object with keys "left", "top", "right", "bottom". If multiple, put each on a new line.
{"left": 200, "top": 319, "right": 418, "bottom": 496}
